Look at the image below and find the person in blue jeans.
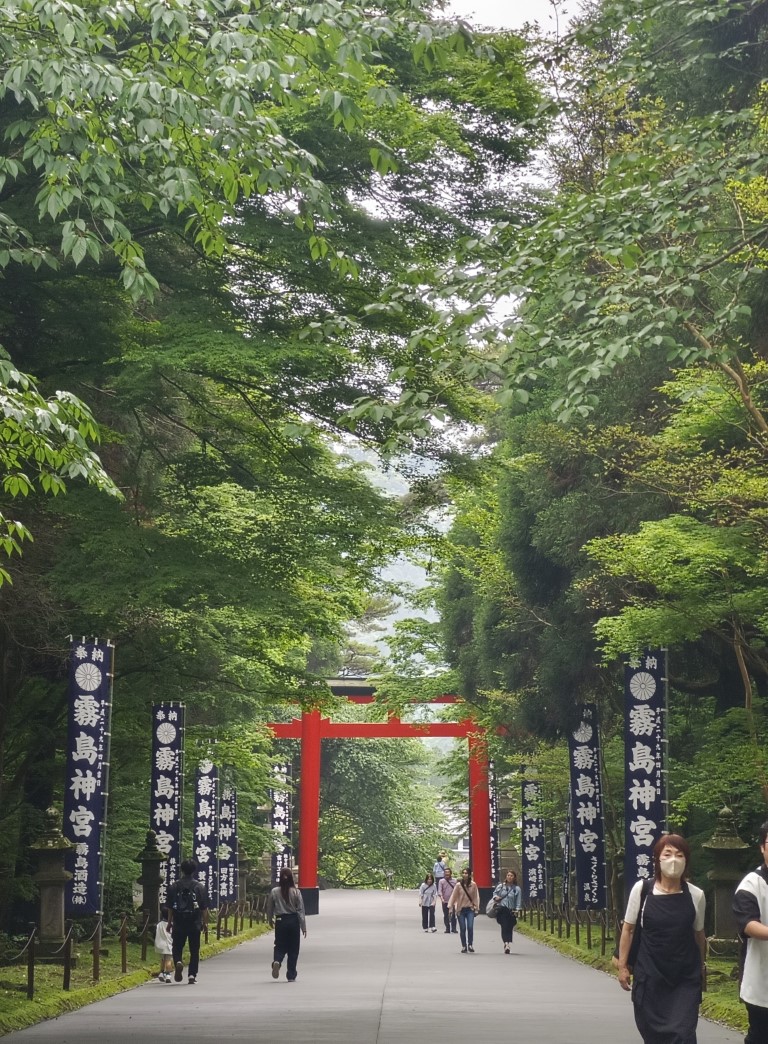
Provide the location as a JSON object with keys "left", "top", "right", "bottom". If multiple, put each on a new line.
{"left": 448, "top": 867, "right": 480, "bottom": 953}
{"left": 492, "top": 869, "right": 523, "bottom": 954}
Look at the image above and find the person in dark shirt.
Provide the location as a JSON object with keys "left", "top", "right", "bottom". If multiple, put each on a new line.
{"left": 166, "top": 858, "right": 209, "bottom": 985}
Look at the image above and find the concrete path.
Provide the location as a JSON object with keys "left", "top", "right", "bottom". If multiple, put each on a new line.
{"left": 6, "top": 890, "right": 744, "bottom": 1043}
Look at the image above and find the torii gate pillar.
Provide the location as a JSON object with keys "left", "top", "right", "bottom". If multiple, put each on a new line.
{"left": 468, "top": 731, "right": 493, "bottom": 894}
{"left": 298, "top": 708, "right": 321, "bottom": 915}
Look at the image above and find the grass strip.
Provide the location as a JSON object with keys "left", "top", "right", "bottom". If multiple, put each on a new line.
{"left": 0, "top": 923, "right": 270, "bottom": 1036}
{"left": 516, "top": 920, "right": 748, "bottom": 1034}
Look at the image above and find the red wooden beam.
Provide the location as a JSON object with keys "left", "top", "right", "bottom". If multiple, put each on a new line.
{"left": 269, "top": 718, "right": 471, "bottom": 740}
{"left": 343, "top": 694, "right": 461, "bottom": 704}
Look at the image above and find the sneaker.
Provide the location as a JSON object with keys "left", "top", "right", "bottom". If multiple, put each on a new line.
{"left": 430, "top": 927, "right": 437, "bottom": 932}
{"left": 443, "top": 930, "right": 451, "bottom": 934}
{"left": 461, "top": 947, "right": 467, "bottom": 953}
{"left": 504, "top": 945, "right": 510, "bottom": 954}
{"left": 271, "top": 960, "right": 281, "bottom": 979}
{"left": 287, "top": 976, "right": 297, "bottom": 982}
{"left": 452, "top": 929, "right": 459, "bottom": 934}
{"left": 423, "top": 928, "right": 428, "bottom": 933}
{"left": 468, "top": 946, "right": 475, "bottom": 953}
{"left": 174, "top": 961, "right": 183, "bottom": 982}
{"left": 158, "top": 973, "right": 167, "bottom": 983}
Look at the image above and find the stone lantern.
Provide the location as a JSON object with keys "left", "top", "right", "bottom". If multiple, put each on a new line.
{"left": 134, "top": 829, "right": 167, "bottom": 929}
{"left": 29, "top": 806, "right": 74, "bottom": 962}
{"left": 702, "top": 806, "right": 750, "bottom": 957}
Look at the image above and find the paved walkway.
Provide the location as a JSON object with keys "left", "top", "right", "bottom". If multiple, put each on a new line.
{"left": 6, "top": 890, "right": 744, "bottom": 1044}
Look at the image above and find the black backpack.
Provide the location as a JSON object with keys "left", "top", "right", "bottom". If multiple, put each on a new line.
{"left": 172, "top": 883, "right": 200, "bottom": 915}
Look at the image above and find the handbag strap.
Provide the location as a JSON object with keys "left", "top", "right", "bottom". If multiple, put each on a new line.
{"left": 637, "top": 877, "right": 652, "bottom": 925}
{"left": 460, "top": 881, "right": 474, "bottom": 903}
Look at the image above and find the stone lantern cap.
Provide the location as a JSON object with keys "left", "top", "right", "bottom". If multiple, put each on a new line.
{"left": 134, "top": 829, "right": 168, "bottom": 863}
{"left": 702, "top": 806, "right": 749, "bottom": 851}
{"left": 29, "top": 807, "right": 74, "bottom": 852}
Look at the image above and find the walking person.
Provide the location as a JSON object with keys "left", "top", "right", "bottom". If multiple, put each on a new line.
{"left": 733, "top": 819, "right": 768, "bottom": 1043}
{"left": 438, "top": 866, "right": 458, "bottom": 934}
{"left": 448, "top": 866, "right": 480, "bottom": 953}
{"left": 153, "top": 914, "right": 174, "bottom": 983}
{"left": 419, "top": 872, "right": 438, "bottom": 932}
{"left": 267, "top": 867, "right": 307, "bottom": 981}
{"left": 433, "top": 852, "right": 447, "bottom": 890}
{"left": 617, "top": 834, "right": 706, "bottom": 1043}
{"left": 492, "top": 869, "right": 522, "bottom": 954}
{"left": 166, "top": 858, "right": 209, "bottom": 985}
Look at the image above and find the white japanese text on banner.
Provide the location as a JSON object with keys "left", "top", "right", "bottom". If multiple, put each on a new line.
{"left": 568, "top": 704, "right": 608, "bottom": 910}
{"left": 194, "top": 760, "right": 219, "bottom": 904}
{"left": 63, "top": 640, "right": 114, "bottom": 915}
{"left": 624, "top": 650, "right": 668, "bottom": 892}
{"left": 521, "top": 780, "right": 546, "bottom": 903}
{"left": 150, "top": 702, "right": 184, "bottom": 904}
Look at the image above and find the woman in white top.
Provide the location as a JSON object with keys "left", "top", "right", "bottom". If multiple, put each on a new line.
{"left": 419, "top": 873, "right": 437, "bottom": 932}
{"left": 617, "top": 834, "right": 706, "bottom": 1044}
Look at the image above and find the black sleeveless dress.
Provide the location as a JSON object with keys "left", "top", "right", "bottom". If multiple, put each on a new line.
{"left": 632, "top": 886, "right": 702, "bottom": 1044}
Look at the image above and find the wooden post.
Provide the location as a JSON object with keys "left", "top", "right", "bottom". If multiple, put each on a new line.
{"left": 120, "top": 914, "right": 128, "bottom": 974}
{"left": 26, "top": 926, "right": 36, "bottom": 1000}
{"left": 63, "top": 927, "right": 72, "bottom": 991}
{"left": 92, "top": 917, "right": 101, "bottom": 982}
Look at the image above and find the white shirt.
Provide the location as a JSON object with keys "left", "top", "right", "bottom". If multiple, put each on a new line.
{"left": 734, "top": 868, "right": 768, "bottom": 1006}
{"left": 624, "top": 878, "right": 705, "bottom": 932}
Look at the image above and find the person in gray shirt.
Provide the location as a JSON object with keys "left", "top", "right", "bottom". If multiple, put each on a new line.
{"left": 267, "top": 867, "right": 307, "bottom": 981}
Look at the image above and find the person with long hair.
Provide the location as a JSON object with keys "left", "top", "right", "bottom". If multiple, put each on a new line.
{"left": 419, "top": 872, "right": 438, "bottom": 932}
{"left": 492, "top": 869, "right": 522, "bottom": 955}
{"left": 448, "top": 866, "right": 480, "bottom": 953}
{"left": 266, "top": 867, "right": 307, "bottom": 982}
{"left": 617, "top": 834, "right": 706, "bottom": 1043}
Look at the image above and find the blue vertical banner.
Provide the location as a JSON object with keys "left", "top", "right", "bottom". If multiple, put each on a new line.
{"left": 270, "top": 762, "right": 293, "bottom": 885}
{"left": 624, "top": 650, "right": 667, "bottom": 893}
{"left": 150, "top": 703, "right": 185, "bottom": 905}
{"left": 63, "top": 639, "right": 114, "bottom": 915}
{"left": 489, "top": 761, "right": 500, "bottom": 883}
{"left": 562, "top": 798, "right": 572, "bottom": 908}
{"left": 568, "top": 704, "right": 608, "bottom": 910}
{"left": 194, "top": 760, "right": 219, "bottom": 905}
{"left": 218, "top": 785, "right": 238, "bottom": 902}
{"left": 521, "top": 780, "right": 546, "bottom": 903}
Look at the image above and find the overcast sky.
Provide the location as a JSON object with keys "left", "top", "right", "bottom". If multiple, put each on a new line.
{"left": 446, "top": 0, "right": 565, "bottom": 31}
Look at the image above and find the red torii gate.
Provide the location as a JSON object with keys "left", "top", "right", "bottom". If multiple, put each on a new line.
{"left": 269, "top": 686, "right": 492, "bottom": 914}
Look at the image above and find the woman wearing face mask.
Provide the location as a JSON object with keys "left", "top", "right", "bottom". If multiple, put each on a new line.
{"left": 617, "top": 834, "right": 706, "bottom": 1044}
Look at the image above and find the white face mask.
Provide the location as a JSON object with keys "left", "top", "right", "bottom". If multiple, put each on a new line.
{"left": 659, "top": 854, "right": 685, "bottom": 879}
